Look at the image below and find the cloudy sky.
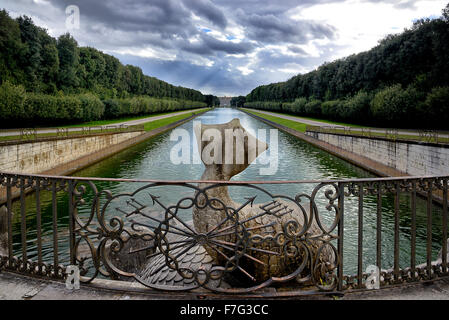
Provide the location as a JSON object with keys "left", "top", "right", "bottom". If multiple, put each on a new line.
{"left": 2, "top": 0, "right": 447, "bottom": 96}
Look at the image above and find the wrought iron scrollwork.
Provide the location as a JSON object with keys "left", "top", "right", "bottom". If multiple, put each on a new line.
{"left": 1, "top": 172, "right": 448, "bottom": 294}
{"left": 67, "top": 181, "right": 343, "bottom": 293}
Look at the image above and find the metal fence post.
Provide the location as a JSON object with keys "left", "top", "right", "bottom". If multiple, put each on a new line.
{"left": 68, "top": 180, "right": 76, "bottom": 266}
{"left": 0, "top": 205, "right": 8, "bottom": 259}
{"left": 337, "top": 182, "right": 345, "bottom": 291}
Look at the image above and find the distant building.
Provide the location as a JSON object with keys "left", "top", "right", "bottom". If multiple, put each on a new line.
{"left": 219, "top": 96, "right": 232, "bottom": 107}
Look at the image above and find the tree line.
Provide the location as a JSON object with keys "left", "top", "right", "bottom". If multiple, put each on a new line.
{"left": 244, "top": 4, "right": 449, "bottom": 129}
{"left": 0, "top": 10, "right": 219, "bottom": 127}
{"left": 230, "top": 96, "right": 246, "bottom": 108}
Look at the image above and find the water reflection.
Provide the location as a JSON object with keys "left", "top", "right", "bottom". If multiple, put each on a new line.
{"left": 11, "top": 108, "right": 446, "bottom": 276}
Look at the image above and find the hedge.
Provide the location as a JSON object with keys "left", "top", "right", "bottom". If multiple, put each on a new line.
{"left": 0, "top": 81, "right": 206, "bottom": 127}
{"left": 243, "top": 84, "right": 447, "bottom": 128}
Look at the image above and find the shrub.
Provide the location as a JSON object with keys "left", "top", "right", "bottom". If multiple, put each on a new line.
{"left": 341, "top": 91, "right": 371, "bottom": 122}
{"left": 24, "top": 93, "right": 59, "bottom": 122}
{"left": 282, "top": 102, "right": 294, "bottom": 113}
{"left": 370, "top": 84, "right": 420, "bottom": 125}
{"left": 289, "top": 97, "right": 307, "bottom": 115}
{"left": 243, "top": 101, "right": 281, "bottom": 111}
{"left": 23, "top": 94, "right": 83, "bottom": 124}
{"left": 118, "top": 99, "right": 132, "bottom": 116}
{"left": 78, "top": 93, "right": 104, "bottom": 121}
{"left": 421, "top": 86, "right": 449, "bottom": 128}
{"left": 56, "top": 95, "right": 80, "bottom": 121}
{"left": 0, "top": 84, "right": 206, "bottom": 126}
{"left": 304, "top": 99, "right": 322, "bottom": 117}
{"left": 0, "top": 81, "right": 26, "bottom": 121}
{"left": 321, "top": 100, "right": 342, "bottom": 120}
{"left": 103, "top": 99, "right": 121, "bottom": 118}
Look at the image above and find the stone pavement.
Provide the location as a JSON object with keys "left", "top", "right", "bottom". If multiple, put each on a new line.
{"left": 1, "top": 271, "right": 449, "bottom": 300}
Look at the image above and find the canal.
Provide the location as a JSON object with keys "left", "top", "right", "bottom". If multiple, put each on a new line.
{"left": 10, "top": 108, "right": 446, "bottom": 277}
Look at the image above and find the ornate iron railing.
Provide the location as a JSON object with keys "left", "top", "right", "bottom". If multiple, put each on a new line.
{"left": 0, "top": 172, "right": 448, "bottom": 295}
{"left": 306, "top": 126, "right": 449, "bottom": 144}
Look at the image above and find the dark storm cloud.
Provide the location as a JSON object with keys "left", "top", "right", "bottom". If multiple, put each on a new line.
{"left": 181, "top": 33, "right": 254, "bottom": 55}
{"left": 46, "top": 0, "right": 337, "bottom": 46}
{"left": 49, "top": 0, "right": 197, "bottom": 37}
{"left": 236, "top": 10, "right": 336, "bottom": 44}
{"left": 214, "top": 0, "right": 338, "bottom": 15}
{"left": 215, "top": 0, "right": 425, "bottom": 14}
{"left": 182, "top": 0, "right": 227, "bottom": 29}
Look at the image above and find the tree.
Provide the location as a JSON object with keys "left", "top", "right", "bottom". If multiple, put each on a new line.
{"left": 243, "top": 2, "right": 449, "bottom": 128}
{"left": 57, "top": 33, "right": 79, "bottom": 90}
{"left": 443, "top": 3, "right": 449, "bottom": 22}
{"left": 16, "top": 15, "right": 42, "bottom": 90}
{"left": 421, "top": 86, "right": 449, "bottom": 127}
{"left": 0, "top": 10, "right": 214, "bottom": 127}
{"left": 230, "top": 96, "right": 245, "bottom": 107}
{"left": 78, "top": 47, "right": 106, "bottom": 90}
{"left": 39, "top": 30, "right": 59, "bottom": 93}
{"left": 0, "top": 11, "right": 26, "bottom": 84}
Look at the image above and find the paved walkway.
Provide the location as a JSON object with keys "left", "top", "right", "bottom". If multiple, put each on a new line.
{"left": 0, "top": 108, "right": 206, "bottom": 137}
{"left": 243, "top": 109, "right": 449, "bottom": 139}
{"left": 1, "top": 271, "right": 448, "bottom": 300}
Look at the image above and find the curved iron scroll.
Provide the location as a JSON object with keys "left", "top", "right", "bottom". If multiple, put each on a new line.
{"left": 71, "top": 181, "right": 341, "bottom": 293}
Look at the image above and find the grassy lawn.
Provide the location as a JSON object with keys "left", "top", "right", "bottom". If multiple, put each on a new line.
{"left": 143, "top": 110, "right": 206, "bottom": 131}
{"left": 62, "top": 108, "right": 205, "bottom": 128}
{"left": 242, "top": 108, "right": 368, "bottom": 128}
{"left": 244, "top": 110, "right": 308, "bottom": 132}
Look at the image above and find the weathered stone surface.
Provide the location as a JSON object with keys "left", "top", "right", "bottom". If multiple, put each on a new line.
{"left": 307, "top": 132, "right": 449, "bottom": 176}
{"left": 1, "top": 270, "right": 449, "bottom": 300}
{"left": 0, "top": 132, "right": 142, "bottom": 175}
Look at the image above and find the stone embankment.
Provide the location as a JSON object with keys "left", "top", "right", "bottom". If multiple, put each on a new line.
{"left": 0, "top": 111, "right": 206, "bottom": 204}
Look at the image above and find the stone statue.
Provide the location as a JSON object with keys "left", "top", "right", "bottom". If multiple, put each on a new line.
{"left": 138, "top": 118, "right": 335, "bottom": 288}
{"left": 192, "top": 119, "right": 334, "bottom": 282}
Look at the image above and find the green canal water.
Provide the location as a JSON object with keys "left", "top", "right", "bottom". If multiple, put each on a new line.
{"left": 11, "top": 108, "right": 446, "bottom": 276}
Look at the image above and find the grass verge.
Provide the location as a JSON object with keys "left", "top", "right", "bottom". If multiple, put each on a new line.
{"left": 61, "top": 109, "right": 204, "bottom": 128}
{"left": 242, "top": 108, "right": 367, "bottom": 128}
{"left": 143, "top": 109, "right": 208, "bottom": 131}
{"left": 243, "top": 110, "right": 308, "bottom": 132}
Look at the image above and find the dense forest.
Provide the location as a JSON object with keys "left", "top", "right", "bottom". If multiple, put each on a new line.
{"left": 244, "top": 3, "right": 449, "bottom": 129}
{"left": 0, "top": 10, "right": 219, "bottom": 127}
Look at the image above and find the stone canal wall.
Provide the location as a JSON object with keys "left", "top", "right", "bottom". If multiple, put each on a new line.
{"left": 0, "top": 111, "right": 205, "bottom": 204}
{"left": 0, "top": 111, "right": 207, "bottom": 178}
{"left": 305, "top": 131, "right": 449, "bottom": 176}
{"left": 0, "top": 131, "right": 143, "bottom": 176}
{"left": 241, "top": 110, "right": 448, "bottom": 178}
